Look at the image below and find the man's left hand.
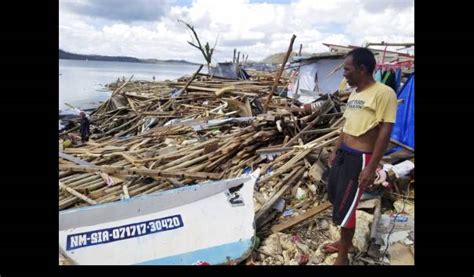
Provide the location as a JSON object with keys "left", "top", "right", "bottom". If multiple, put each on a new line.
{"left": 358, "top": 167, "right": 376, "bottom": 190}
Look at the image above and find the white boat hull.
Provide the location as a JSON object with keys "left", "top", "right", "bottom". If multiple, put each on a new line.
{"left": 59, "top": 170, "right": 259, "bottom": 265}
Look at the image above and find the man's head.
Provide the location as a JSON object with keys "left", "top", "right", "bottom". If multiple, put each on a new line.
{"left": 79, "top": 112, "right": 86, "bottom": 118}
{"left": 343, "top": 48, "right": 376, "bottom": 87}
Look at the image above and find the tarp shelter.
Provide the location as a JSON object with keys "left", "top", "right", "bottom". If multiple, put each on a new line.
{"left": 209, "top": 62, "right": 250, "bottom": 80}
{"left": 287, "top": 53, "right": 345, "bottom": 104}
{"left": 389, "top": 73, "right": 415, "bottom": 151}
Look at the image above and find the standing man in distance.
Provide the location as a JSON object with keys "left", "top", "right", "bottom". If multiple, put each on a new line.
{"left": 79, "top": 112, "right": 90, "bottom": 144}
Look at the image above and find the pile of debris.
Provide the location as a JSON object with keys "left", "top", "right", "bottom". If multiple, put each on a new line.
{"left": 59, "top": 69, "right": 414, "bottom": 265}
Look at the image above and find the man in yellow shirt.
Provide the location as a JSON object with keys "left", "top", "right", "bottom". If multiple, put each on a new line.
{"left": 324, "top": 48, "right": 397, "bottom": 265}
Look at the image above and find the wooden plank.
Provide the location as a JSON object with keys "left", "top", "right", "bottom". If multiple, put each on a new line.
{"left": 271, "top": 201, "right": 332, "bottom": 233}
{"left": 59, "top": 181, "right": 97, "bottom": 205}
{"left": 225, "top": 98, "right": 252, "bottom": 116}
{"left": 320, "top": 112, "right": 344, "bottom": 118}
{"left": 330, "top": 116, "right": 345, "bottom": 128}
{"left": 181, "top": 85, "right": 216, "bottom": 92}
{"left": 215, "top": 85, "right": 235, "bottom": 97}
{"left": 283, "top": 99, "right": 334, "bottom": 147}
{"left": 299, "top": 129, "right": 341, "bottom": 149}
{"left": 255, "top": 146, "right": 294, "bottom": 154}
{"left": 369, "top": 198, "right": 382, "bottom": 242}
{"left": 182, "top": 64, "right": 204, "bottom": 95}
{"left": 58, "top": 164, "right": 222, "bottom": 180}
{"left": 390, "top": 138, "right": 414, "bottom": 152}
{"left": 59, "top": 152, "right": 94, "bottom": 166}
{"left": 158, "top": 148, "right": 204, "bottom": 170}
{"left": 255, "top": 166, "right": 305, "bottom": 225}
{"left": 64, "top": 175, "right": 101, "bottom": 188}
{"left": 165, "top": 153, "right": 212, "bottom": 171}
{"left": 259, "top": 135, "right": 338, "bottom": 185}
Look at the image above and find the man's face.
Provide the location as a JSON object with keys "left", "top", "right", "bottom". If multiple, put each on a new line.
{"left": 343, "top": 55, "right": 359, "bottom": 87}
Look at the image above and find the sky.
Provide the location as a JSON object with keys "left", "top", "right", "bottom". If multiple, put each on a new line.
{"left": 59, "top": 0, "right": 414, "bottom": 64}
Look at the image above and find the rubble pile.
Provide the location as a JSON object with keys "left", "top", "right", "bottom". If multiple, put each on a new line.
{"left": 59, "top": 70, "right": 414, "bottom": 265}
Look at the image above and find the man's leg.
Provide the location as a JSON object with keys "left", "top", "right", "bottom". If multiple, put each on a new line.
{"left": 334, "top": 227, "right": 355, "bottom": 265}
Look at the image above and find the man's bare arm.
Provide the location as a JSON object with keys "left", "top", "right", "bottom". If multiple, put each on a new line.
{"left": 358, "top": 123, "right": 393, "bottom": 188}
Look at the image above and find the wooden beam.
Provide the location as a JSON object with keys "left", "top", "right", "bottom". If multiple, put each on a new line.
{"left": 58, "top": 164, "right": 222, "bottom": 180}
{"left": 369, "top": 198, "right": 382, "bottom": 242}
{"left": 59, "top": 181, "right": 97, "bottom": 205}
{"left": 320, "top": 112, "right": 344, "bottom": 118}
{"left": 366, "top": 42, "right": 414, "bottom": 47}
{"left": 255, "top": 146, "right": 294, "bottom": 154}
{"left": 255, "top": 166, "right": 305, "bottom": 226}
{"left": 283, "top": 99, "right": 334, "bottom": 147}
{"left": 179, "top": 85, "right": 216, "bottom": 92}
{"left": 59, "top": 152, "right": 93, "bottom": 166}
{"left": 389, "top": 138, "right": 414, "bottom": 152}
{"left": 271, "top": 201, "right": 332, "bottom": 233}
{"left": 182, "top": 64, "right": 204, "bottom": 95}
{"left": 215, "top": 85, "right": 236, "bottom": 97}
{"left": 264, "top": 34, "right": 296, "bottom": 111}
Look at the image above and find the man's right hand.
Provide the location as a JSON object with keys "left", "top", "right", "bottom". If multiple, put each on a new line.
{"left": 328, "top": 151, "right": 337, "bottom": 168}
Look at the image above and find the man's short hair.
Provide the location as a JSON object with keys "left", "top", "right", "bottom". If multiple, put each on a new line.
{"left": 346, "top": 48, "right": 376, "bottom": 74}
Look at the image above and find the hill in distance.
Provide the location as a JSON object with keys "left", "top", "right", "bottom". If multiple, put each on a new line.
{"left": 59, "top": 49, "right": 200, "bottom": 65}
{"left": 260, "top": 51, "right": 313, "bottom": 64}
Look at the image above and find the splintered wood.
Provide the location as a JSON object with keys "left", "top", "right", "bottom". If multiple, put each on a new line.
{"left": 59, "top": 69, "right": 353, "bottom": 265}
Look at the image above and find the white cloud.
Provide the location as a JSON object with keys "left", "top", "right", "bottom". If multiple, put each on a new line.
{"left": 361, "top": 0, "right": 413, "bottom": 13}
{"left": 59, "top": 0, "right": 414, "bottom": 63}
{"left": 345, "top": 5, "right": 414, "bottom": 46}
{"left": 291, "top": 0, "right": 358, "bottom": 25}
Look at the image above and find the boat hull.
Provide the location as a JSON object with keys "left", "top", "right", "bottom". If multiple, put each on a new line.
{"left": 59, "top": 170, "right": 259, "bottom": 265}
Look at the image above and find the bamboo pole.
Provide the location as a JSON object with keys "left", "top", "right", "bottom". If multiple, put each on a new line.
{"left": 255, "top": 166, "right": 305, "bottom": 224}
{"left": 58, "top": 164, "right": 222, "bottom": 180}
{"left": 178, "top": 64, "right": 204, "bottom": 95}
{"left": 59, "top": 181, "right": 97, "bottom": 205}
{"left": 264, "top": 34, "right": 296, "bottom": 111}
{"left": 60, "top": 173, "right": 95, "bottom": 185}
{"left": 283, "top": 99, "right": 334, "bottom": 147}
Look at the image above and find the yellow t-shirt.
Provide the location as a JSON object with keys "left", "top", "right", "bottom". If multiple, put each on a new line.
{"left": 342, "top": 82, "right": 397, "bottom": 137}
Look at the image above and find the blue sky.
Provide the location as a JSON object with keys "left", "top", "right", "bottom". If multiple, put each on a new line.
{"left": 59, "top": 0, "right": 414, "bottom": 63}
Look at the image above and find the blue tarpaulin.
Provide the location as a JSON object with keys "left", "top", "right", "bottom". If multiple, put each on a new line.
{"left": 390, "top": 73, "right": 415, "bottom": 151}
{"left": 395, "top": 69, "right": 402, "bottom": 93}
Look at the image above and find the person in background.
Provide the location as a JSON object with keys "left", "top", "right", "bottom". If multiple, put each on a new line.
{"left": 79, "top": 112, "right": 90, "bottom": 144}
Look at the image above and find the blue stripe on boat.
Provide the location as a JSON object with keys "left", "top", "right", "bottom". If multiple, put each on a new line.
{"left": 136, "top": 238, "right": 253, "bottom": 265}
